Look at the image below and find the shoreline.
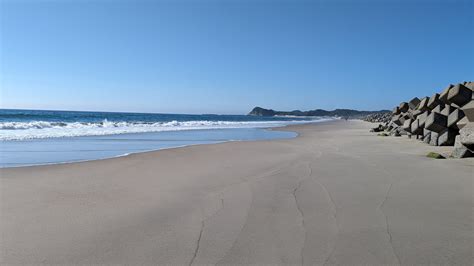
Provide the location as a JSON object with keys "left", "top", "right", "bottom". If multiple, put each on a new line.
{"left": 0, "top": 120, "right": 335, "bottom": 169}
{"left": 1, "top": 120, "right": 472, "bottom": 265}
{"left": 2, "top": 118, "right": 468, "bottom": 170}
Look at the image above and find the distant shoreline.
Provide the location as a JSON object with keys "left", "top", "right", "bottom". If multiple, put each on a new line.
{"left": 247, "top": 106, "right": 389, "bottom": 118}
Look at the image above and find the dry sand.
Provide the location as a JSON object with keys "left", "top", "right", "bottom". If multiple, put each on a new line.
{"left": 1, "top": 120, "right": 472, "bottom": 265}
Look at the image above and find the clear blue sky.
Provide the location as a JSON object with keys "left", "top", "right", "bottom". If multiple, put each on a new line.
{"left": 1, "top": 0, "right": 473, "bottom": 114}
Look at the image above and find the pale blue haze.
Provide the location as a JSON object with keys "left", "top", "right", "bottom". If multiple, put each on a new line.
{"left": 1, "top": 0, "right": 473, "bottom": 114}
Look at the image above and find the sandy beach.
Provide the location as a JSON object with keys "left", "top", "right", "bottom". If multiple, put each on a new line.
{"left": 1, "top": 120, "right": 472, "bottom": 265}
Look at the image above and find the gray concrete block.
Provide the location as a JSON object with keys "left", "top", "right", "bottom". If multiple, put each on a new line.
{"left": 440, "top": 105, "right": 455, "bottom": 116}
{"left": 427, "top": 93, "right": 441, "bottom": 109}
{"left": 391, "top": 114, "right": 404, "bottom": 126}
{"left": 451, "top": 135, "right": 474, "bottom": 158}
{"left": 439, "top": 84, "right": 453, "bottom": 104}
{"left": 459, "top": 122, "right": 474, "bottom": 149}
{"left": 423, "top": 129, "right": 431, "bottom": 144}
{"left": 425, "top": 112, "right": 447, "bottom": 133}
{"left": 438, "top": 128, "right": 458, "bottom": 146}
{"left": 387, "top": 122, "right": 396, "bottom": 131}
{"left": 390, "top": 127, "right": 402, "bottom": 137}
{"left": 457, "top": 116, "right": 468, "bottom": 130}
{"left": 417, "top": 97, "right": 430, "bottom": 111}
{"left": 432, "top": 103, "right": 445, "bottom": 114}
{"left": 402, "top": 119, "right": 413, "bottom": 133}
{"left": 417, "top": 111, "right": 430, "bottom": 127}
{"left": 412, "top": 109, "right": 422, "bottom": 118}
{"left": 447, "top": 109, "right": 465, "bottom": 128}
{"left": 399, "top": 102, "right": 409, "bottom": 113}
{"left": 429, "top": 131, "right": 439, "bottom": 146}
{"left": 399, "top": 114, "right": 407, "bottom": 124}
{"left": 447, "top": 84, "right": 472, "bottom": 107}
{"left": 461, "top": 100, "right": 474, "bottom": 122}
{"left": 408, "top": 97, "right": 421, "bottom": 110}
{"left": 392, "top": 106, "right": 400, "bottom": 115}
{"left": 465, "top": 82, "right": 474, "bottom": 91}
{"left": 402, "top": 112, "right": 413, "bottom": 120}
{"left": 411, "top": 119, "right": 423, "bottom": 135}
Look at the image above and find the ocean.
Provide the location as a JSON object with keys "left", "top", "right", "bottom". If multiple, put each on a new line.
{"left": 0, "top": 109, "right": 331, "bottom": 167}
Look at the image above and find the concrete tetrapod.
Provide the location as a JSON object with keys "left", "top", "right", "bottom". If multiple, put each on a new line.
{"left": 425, "top": 112, "right": 448, "bottom": 133}
{"left": 447, "top": 84, "right": 472, "bottom": 107}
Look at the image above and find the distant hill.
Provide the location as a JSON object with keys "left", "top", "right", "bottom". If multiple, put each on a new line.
{"left": 248, "top": 106, "right": 390, "bottom": 118}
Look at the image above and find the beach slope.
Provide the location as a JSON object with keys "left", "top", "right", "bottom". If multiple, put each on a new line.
{"left": 1, "top": 120, "right": 472, "bottom": 265}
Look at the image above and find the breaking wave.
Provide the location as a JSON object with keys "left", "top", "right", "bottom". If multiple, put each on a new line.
{"left": 0, "top": 119, "right": 329, "bottom": 141}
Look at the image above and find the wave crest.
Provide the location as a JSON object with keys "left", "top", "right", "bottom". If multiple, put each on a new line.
{"left": 0, "top": 119, "right": 329, "bottom": 141}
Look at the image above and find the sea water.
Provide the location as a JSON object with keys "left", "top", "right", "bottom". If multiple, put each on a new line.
{"left": 0, "top": 109, "right": 332, "bottom": 167}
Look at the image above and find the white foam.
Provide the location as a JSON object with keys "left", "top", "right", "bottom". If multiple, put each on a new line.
{"left": 0, "top": 118, "right": 332, "bottom": 141}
